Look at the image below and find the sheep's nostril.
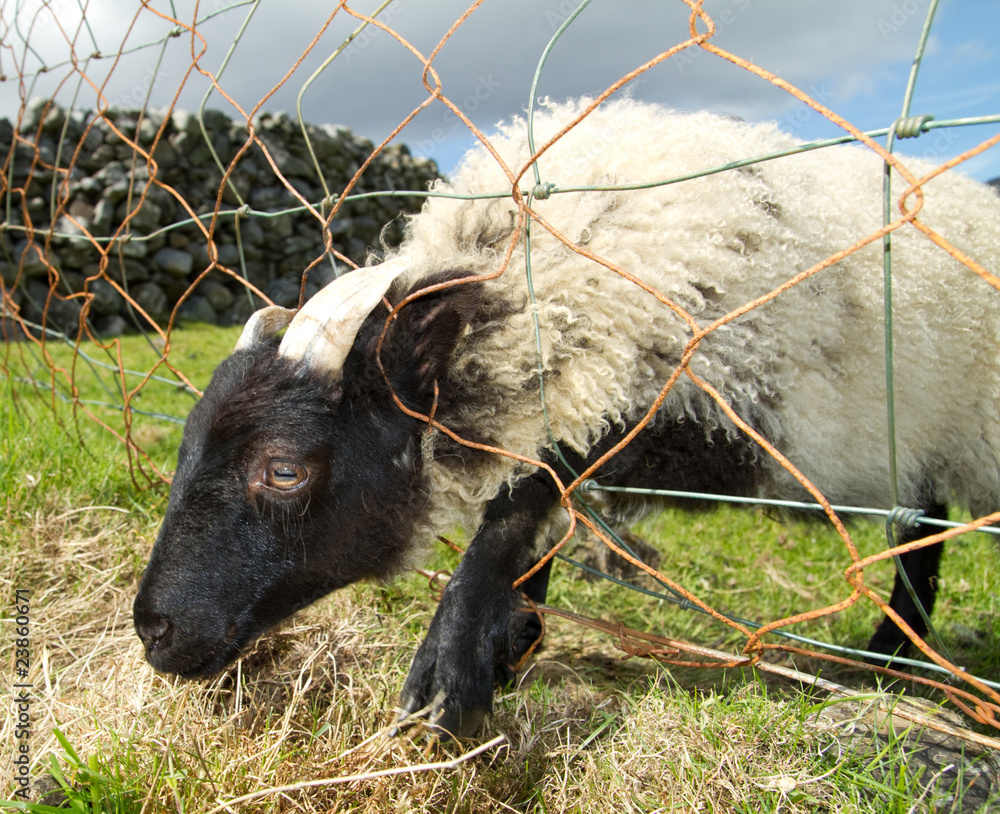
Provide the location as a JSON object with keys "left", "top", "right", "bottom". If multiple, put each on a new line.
{"left": 136, "top": 615, "right": 172, "bottom": 651}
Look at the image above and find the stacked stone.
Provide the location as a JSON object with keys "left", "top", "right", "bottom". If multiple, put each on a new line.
{"left": 0, "top": 98, "right": 442, "bottom": 337}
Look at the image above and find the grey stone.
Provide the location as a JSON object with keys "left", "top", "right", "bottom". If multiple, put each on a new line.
{"left": 152, "top": 138, "right": 178, "bottom": 171}
{"left": 277, "top": 253, "right": 318, "bottom": 277}
{"left": 155, "top": 275, "right": 185, "bottom": 302}
{"left": 153, "top": 247, "right": 194, "bottom": 278}
{"left": 177, "top": 295, "right": 218, "bottom": 324}
{"left": 55, "top": 214, "right": 88, "bottom": 239}
{"left": 327, "top": 217, "right": 354, "bottom": 239}
{"left": 94, "top": 314, "right": 128, "bottom": 338}
{"left": 311, "top": 262, "right": 338, "bottom": 287}
{"left": 200, "top": 280, "right": 235, "bottom": 313}
{"left": 0, "top": 117, "right": 13, "bottom": 150}
{"left": 250, "top": 186, "right": 288, "bottom": 210}
{"left": 88, "top": 278, "right": 125, "bottom": 315}
{"left": 91, "top": 198, "right": 116, "bottom": 234}
{"left": 20, "top": 97, "right": 50, "bottom": 134}
{"left": 137, "top": 118, "right": 159, "bottom": 145}
{"left": 102, "top": 179, "right": 133, "bottom": 204}
{"left": 26, "top": 196, "right": 47, "bottom": 221}
{"left": 266, "top": 277, "right": 301, "bottom": 308}
{"left": 68, "top": 199, "right": 96, "bottom": 221}
{"left": 202, "top": 108, "right": 231, "bottom": 134}
{"left": 238, "top": 216, "right": 265, "bottom": 247}
{"left": 170, "top": 130, "right": 214, "bottom": 165}
{"left": 131, "top": 281, "right": 168, "bottom": 318}
{"left": 58, "top": 271, "right": 86, "bottom": 294}
{"left": 241, "top": 260, "right": 270, "bottom": 289}
{"left": 130, "top": 163, "right": 151, "bottom": 184}
{"left": 36, "top": 136, "right": 57, "bottom": 165}
{"left": 22, "top": 279, "right": 81, "bottom": 337}
{"left": 103, "top": 119, "right": 130, "bottom": 145}
{"left": 224, "top": 295, "right": 257, "bottom": 326}
{"left": 287, "top": 177, "right": 315, "bottom": 200}
{"left": 3, "top": 100, "right": 442, "bottom": 334}
{"left": 145, "top": 234, "right": 167, "bottom": 255}
{"left": 116, "top": 238, "right": 148, "bottom": 260}
{"left": 117, "top": 197, "right": 162, "bottom": 233}
{"left": 268, "top": 213, "right": 295, "bottom": 239}
{"left": 112, "top": 258, "right": 150, "bottom": 283}
{"left": 85, "top": 143, "right": 118, "bottom": 170}
{"left": 212, "top": 131, "right": 234, "bottom": 165}
{"left": 237, "top": 243, "right": 264, "bottom": 263}
{"left": 13, "top": 241, "right": 53, "bottom": 278}
{"left": 283, "top": 234, "right": 319, "bottom": 255}
{"left": 257, "top": 131, "right": 314, "bottom": 178}
{"left": 188, "top": 242, "right": 212, "bottom": 269}
{"left": 220, "top": 174, "right": 251, "bottom": 206}
{"left": 217, "top": 243, "right": 241, "bottom": 268}
{"left": 171, "top": 109, "right": 198, "bottom": 134}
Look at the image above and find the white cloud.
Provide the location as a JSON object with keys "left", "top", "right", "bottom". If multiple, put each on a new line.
{"left": 3, "top": 0, "right": 996, "bottom": 179}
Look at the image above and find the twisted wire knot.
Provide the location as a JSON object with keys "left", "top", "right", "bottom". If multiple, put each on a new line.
{"left": 894, "top": 114, "right": 934, "bottom": 139}
{"left": 531, "top": 182, "right": 556, "bottom": 200}
{"left": 887, "top": 505, "right": 925, "bottom": 529}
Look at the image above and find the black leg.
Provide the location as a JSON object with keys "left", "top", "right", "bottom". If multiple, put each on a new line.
{"left": 867, "top": 504, "right": 947, "bottom": 667}
{"left": 397, "top": 467, "right": 563, "bottom": 738}
{"left": 496, "top": 555, "right": 553, "bottom": 688}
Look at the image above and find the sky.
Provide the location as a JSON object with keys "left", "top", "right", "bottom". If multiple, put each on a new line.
{"left": 2, "top": 0, "right": 999, "bottom": 181}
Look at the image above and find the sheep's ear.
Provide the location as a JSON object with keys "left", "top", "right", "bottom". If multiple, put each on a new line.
{"left": 389, "top": 271, "right": 483, "bottom": 400}
{"left": 234, "top": 305, "right": 296, "bottom": 352}
{"left": 278, "top": 256, "right": 411, "bottom": 376}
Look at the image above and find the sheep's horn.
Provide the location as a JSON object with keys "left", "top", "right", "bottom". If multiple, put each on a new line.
{"left": 234, "top": 305, "right": 297, "bottom": 352}
{"left": 278, "top": 256, "right": 411, "bottom": 375}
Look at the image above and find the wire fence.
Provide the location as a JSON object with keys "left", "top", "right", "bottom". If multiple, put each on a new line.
{"left": 3, "top": 0, "right": 1000, "bottom": 738}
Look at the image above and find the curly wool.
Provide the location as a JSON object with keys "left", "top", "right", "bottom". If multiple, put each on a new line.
{"left": 389, "top": 98, "right": 1000, "bottom": 535}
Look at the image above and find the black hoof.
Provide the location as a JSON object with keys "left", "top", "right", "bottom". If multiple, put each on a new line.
{"left": 394, "top": 690, "right": 487, "bottom": 741}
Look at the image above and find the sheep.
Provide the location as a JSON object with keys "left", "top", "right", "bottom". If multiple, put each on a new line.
{"left": 133, "top": 98, "right": 1000, "bottom": 738}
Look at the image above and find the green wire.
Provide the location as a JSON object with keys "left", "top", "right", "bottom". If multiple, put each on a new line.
{"left": 879, "top": 0, "right": 955, "bottom": 665}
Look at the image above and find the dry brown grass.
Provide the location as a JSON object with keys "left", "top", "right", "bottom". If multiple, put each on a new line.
{"left": 3, "top": 491, "right": 997, "bottom": 813}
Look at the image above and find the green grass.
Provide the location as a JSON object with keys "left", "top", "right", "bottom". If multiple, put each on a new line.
{"left": 2, "top": 327, "right": 999, "bottom": 813}
{"left": 0, "top": 323, "right": 231, "bottom": 508}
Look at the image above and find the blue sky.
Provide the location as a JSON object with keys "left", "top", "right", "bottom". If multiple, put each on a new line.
{"left": 3, "top": 0, "right": 999, "bottom": 180}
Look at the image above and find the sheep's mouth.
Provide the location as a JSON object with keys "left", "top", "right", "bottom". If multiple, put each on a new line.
{"left": 141, "top": 579, "right": 342, "bottom": 678}
{"left": 144, "top": 619, "right": 252, "bottom": 679}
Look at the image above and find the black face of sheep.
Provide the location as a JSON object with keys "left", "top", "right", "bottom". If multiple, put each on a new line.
{"left": 133, "top": 260, "right": 483, "bottom": 680}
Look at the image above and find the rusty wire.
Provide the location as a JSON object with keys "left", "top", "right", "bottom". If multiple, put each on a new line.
{"left": 2, "top": 0, "right": 1000, "bottom": 732}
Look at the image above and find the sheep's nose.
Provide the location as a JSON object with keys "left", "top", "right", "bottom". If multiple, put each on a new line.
{"left": 135, "top": 614, "right": 172, "bottom": 652}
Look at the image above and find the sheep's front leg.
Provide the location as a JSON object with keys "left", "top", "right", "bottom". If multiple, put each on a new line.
{"left": 397, "top": 468, "right": 562, "bottom": 738}
{"left": 866, "top": 503, "right": 948, "bottom": 667}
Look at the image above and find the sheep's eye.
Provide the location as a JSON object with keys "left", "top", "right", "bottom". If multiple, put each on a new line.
{"left": 264, "top": 460, "right": 308, "bottom": 491}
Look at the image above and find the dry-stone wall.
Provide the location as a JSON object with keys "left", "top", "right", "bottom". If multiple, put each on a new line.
{"left": 0, "top": 99, "right": 443, "bottom": 337}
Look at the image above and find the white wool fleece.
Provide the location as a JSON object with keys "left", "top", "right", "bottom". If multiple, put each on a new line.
{"left": 388, "top": 97, "right": 1000, "bottom": 534}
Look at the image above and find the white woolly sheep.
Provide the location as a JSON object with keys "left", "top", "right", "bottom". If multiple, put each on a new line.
{"left": 134, "top": 98, "right": 1000, "bottom": 738}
